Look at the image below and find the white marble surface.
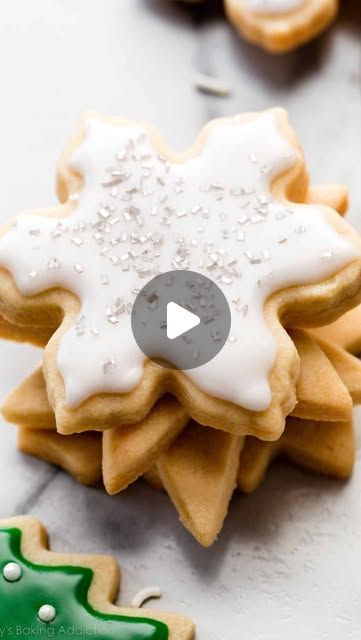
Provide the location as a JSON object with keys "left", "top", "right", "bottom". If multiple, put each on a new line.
{"left": 0, "top": 1, "right": 360, "bottom": 637}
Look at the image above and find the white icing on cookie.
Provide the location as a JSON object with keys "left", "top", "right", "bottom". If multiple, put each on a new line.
{"left": 248, "top": 0, "right": 305, "bottom": 15}
{"left": 0, "top": 112, "right": 358, "bottom": 411}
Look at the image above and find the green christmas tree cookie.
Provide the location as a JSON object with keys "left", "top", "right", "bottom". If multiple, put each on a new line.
{"left": 0, "top": 517, "right": 195, "bottom": 640}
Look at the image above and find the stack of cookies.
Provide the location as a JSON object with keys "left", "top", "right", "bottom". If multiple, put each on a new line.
{"left": 1, "top": 108, "right": 361, "bottom": 547}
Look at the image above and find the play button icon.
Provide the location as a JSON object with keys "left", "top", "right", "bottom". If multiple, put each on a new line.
{"left": 166, "top": 302, "right": 200, "bottom": 340}
{"left": 131, "top": 270, "right": 231, "bottom": 370}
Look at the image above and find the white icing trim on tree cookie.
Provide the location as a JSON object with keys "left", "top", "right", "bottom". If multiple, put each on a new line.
{"left": 0, "top": 112, "right": 358, "bottom": 411}
{"left": 248, "top": 0, "right": 305, "bottom": 15}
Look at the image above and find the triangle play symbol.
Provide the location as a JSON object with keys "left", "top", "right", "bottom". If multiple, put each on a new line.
{"left": 166, "top": 302, "right": 200, "bottom": 340}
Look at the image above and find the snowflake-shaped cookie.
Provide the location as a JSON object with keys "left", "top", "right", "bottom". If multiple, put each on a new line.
{"left": 0, "top": 108, "right": 359, "bottom": 439}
